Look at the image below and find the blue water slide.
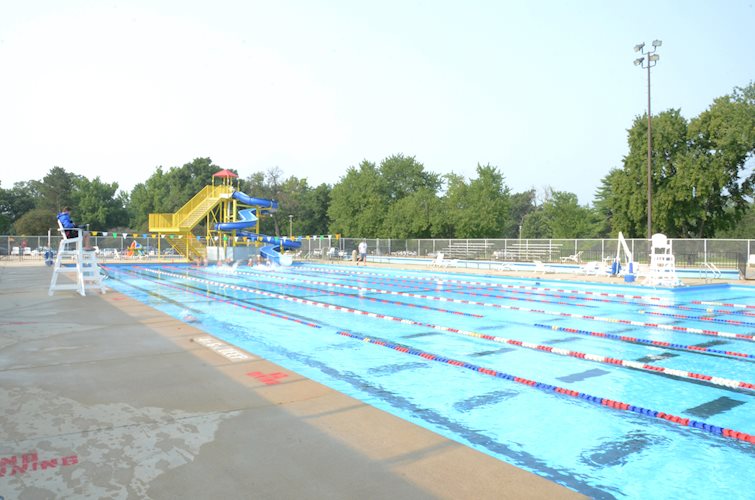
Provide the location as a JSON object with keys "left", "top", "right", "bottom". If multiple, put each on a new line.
{"left": 213, "top": 191, "right": 301, "bottom": 265}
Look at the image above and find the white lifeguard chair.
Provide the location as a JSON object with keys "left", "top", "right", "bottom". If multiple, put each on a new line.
{"left": 643, "top": 233, "right": 682, "bottom": 287}
{"left": 49, "top": 223, "right": 105, "bottom": 296}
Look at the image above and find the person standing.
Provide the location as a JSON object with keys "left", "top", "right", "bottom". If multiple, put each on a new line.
{"left": 357, "top": 240, "right": 367, "bottom": 266}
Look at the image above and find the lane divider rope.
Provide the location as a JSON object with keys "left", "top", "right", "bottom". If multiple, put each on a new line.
{"left": 639, "top": 309, "right": 755, "bottom": 328}
{"left": 120, "top": 267, "right": 321, "bottom": 328}
{"left": 693, "top": 300, "right": 755, "bottom": 309}
{"left": 296, "top": 265, "right": 677, "bottom": 302}
{"left": 143, "top": 267, "right": 754, "bottom": 391}
{"left": 172, "top": 266, "right": 483, "bottom": 318}
{"left": 337, "top": 330, "right": 755, "bottom": 445}
{"left": 532, "top": 323, "right": 755, "bottom": 361}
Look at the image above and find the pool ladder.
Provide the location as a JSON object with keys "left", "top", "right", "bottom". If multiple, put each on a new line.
{"left": 701, "top": 262, "right": 721, "bottom": 282}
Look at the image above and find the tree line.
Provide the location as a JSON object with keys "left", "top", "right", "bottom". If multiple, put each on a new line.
{"left": 1, "top": 83, "right": 753, "bottom": 240}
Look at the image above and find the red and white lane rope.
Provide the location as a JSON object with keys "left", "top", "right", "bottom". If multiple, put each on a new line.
{"left": 178, "top": 266, "right": 482, "bottom": 318}
{"left": 217, "top": 267, "right": 591, "bottom": 310}
{"left": 295, "top": 264, "right": 675, "bottom": 302}
{"left": 143, "top": 268, "right": 755, "bottom": 392}
{"left": 692, "top": 300, "right": 755, "bottom": 309}
{"left": 337, "top": 331, "right": 755, "bottom": 445}
{"left": 298, "top": 265, "right": 755, "bottom": 318}
{"left": 118, "top": 267, "right": 321, "bottom": 328}
{"left": 533, "top": 324, "right": 755, "bottom": 361}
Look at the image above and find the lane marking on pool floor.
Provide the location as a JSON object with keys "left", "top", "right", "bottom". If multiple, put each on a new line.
{"left": 177, "top": 266, "right": 484, "bottom": 318}
{"left": 142, "top": 268, "right": 755, "bottom": 393}
{"left": 120, "top": 267, "right": 322, "bottom": 328}
{"left": 295, "top": 265, "right": 677, "bottom": 302}
{"left": 206, "top": 266, "right": 595, "bottom": 311}
{"left": 241, "top": 266, "right": 755, "bottom": 344}
{"left": 235, "top": 266, "right": 755, "bottom": 325}
{"left": 296, "top": 265, "right": 755, "bottom": 317}
{"left": 532, "top": 324, "right": 755, "bottom": 361}
{"left": 185, "top": 266, "right": 755, "bottom": 344}
{"left": 336, "top": 330, "right": 755, "bottom": 446}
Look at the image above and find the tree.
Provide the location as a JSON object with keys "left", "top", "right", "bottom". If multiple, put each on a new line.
{"left": 0, "top": 182, "right": 38, "bottom": 234}
{"left": 13, "top": 208, "right": 56, "bottom": 236}
{"left": 73, "top": 177, "right": 129, "bottom": 231}
{"left": 328, "top": 160, "right": 387, "bottom": 237}
{"left": 300, "top": 183, "right": 331, "bottom": 236}
{"left": 379, "top": 154, "right": 440, "bottom": 201}
{"left": 592, "top": 170, "right": 622, "bottom": 238}
{"left": 129, "top": 158, "right": 231, "bottom": 231}
{"left": 504, "top": 189, "right": 537, "bottom": 238}
{"left": 382, "top": 188, "right": 447, "bottom": 238}
{"left": 32, "top": 166, "right": 77, "bottom": 213}
{"left": 603, "top": 83, "right": 755, "bottom": 238}
{"left": 444, "top": 165, "right": 510, "bottom": 238}
{"left": 520, "top": 189, "right": 596, "bottom": 239}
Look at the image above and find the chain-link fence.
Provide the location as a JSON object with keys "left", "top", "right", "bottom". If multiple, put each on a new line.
{"left": 0, "top": 234, "right": 179, "bottom": 262}
{"left": 303, "top": 237, "right": 755, "bottom": 271}
{"left": 3, "top": 234, "right": 753, "bottom": 273}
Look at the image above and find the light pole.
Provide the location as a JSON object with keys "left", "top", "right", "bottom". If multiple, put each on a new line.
{"left": 288, "top": 214, "right": 293, "bottom": 239}
{"left": 634, "top": 40, "right": 661, "bottom": 238}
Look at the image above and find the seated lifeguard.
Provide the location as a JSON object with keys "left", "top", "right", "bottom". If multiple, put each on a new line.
{"left": 57, "top": 207, "right": 91, "bottom": 249}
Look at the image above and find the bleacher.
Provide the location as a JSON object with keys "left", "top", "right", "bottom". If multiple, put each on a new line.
{"left": 441, "top": 241, "right": 494, "bottom": 259}
{"left": 491, "top": 243, "right": 563, "bottom": 262}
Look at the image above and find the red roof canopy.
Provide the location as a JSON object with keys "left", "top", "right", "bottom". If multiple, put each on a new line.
{"left": 213, "top": 169, "right": 239, "bottom": 178}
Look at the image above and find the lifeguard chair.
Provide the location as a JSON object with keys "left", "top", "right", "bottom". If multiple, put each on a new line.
{"left": 643, "top": 233, "right": 682, "bottom": 287}
{"left": 49, "top": 222, "right": 105, "bottom": 296}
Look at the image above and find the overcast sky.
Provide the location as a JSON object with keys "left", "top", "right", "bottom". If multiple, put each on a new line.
{"left": 1, "top": 0, "right": 753, "bottom": 204}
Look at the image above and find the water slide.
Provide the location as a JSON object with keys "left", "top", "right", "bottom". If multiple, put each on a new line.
{"left": 214, "top": 191, "right": 301, "bottom": 266}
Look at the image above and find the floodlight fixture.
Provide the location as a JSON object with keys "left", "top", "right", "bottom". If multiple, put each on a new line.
{"left": 634, "top": 43, "right": 645, "bottom": 52}
{"left": 634, "top": 57, "right": 645, "bottom": 66}
{"left": 649, "top": 54, "right": 660, "bottom": 62}
{"left": 652, "top": 39, "right": 662, "bottom": 47}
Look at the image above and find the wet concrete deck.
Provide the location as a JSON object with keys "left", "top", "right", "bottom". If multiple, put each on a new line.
{"left": 0, "top": 261, "right": 587, "bottom": 499}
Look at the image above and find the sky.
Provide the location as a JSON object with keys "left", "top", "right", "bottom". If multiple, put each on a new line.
{"left": 1, "top": 0, "right": 753, "bottom": 205}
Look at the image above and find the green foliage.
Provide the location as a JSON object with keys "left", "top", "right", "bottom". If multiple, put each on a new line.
{"left": 32, "top": 166, "right": 76, "bottom": 212}
{"left": 73, "top": 176, "right": 129, "bottom": 231}
{"left": 445, "top": 165, "right": 510, "bottom": 238}
{"left": 522, "top": 189, "right": 598, "bottom": 238}
{"left": 0, "top": 181, "right": 38, "bottom": 234}
{"left": 328, "top": 161, "right": 388, "bottom": 237}
{"left": 239, "top": 168, "right": 331, "bottom": 237}
{"left": 379, "top": 154, "right": 440, "bottom": 201}
{"left": 382, "top": 188, "right": 447, "bottom": 238}
{"left": 602, "top": 82, "right": 755, "bottom": 238}
{"left": 504, "top": 189, "right": 536, "bottom": 238}
{"left": 128, "top": 157, "right": 231, "bottom": 231}
{"left": 300, "top": 183, "right": 331, "bottom": 235}
{"left": 13, "top": 208, "right": 57, "bottom": 236}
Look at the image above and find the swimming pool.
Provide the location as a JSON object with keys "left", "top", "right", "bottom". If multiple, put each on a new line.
{"left": 103, "top": 262, "right": 755, "bottom": 499}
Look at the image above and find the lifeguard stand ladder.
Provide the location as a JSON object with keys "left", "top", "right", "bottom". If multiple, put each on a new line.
{"left": 49, "top": 226, "right": 105, "bottom": 296}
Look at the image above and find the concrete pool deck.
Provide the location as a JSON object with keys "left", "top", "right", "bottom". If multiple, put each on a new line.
{"left": 1, "top": 258, "right": 749, "bottom": 498}
{"left": 0, "top": 260, "right": 589, "bottom": 499}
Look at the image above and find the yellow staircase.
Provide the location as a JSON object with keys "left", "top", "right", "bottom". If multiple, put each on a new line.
{"left": 149, "top": 185, "right": 234, "bottom": 259}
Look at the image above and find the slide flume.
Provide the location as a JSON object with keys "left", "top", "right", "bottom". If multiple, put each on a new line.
{"left": 214, "top": 191, "right": 301, "bottom": 266}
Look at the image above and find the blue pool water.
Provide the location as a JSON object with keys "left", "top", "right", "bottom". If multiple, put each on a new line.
{"left": 104, "top": 263, "right": 755, "bottom": 499}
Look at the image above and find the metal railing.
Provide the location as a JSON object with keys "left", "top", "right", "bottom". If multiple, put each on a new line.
{"left": 3, "top": 235, "right": 753, "bottom": 273}
{"left": 301, "top": 237, "right": 755, "bottom": 271}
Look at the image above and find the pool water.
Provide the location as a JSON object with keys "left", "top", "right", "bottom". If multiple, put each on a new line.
{"left": 104, "top": 263, "right": 755, "bottom": 499}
